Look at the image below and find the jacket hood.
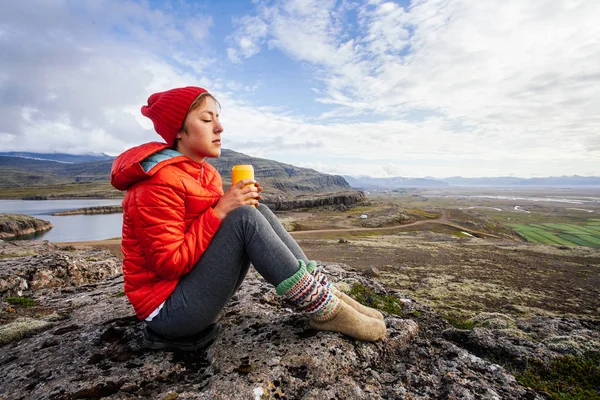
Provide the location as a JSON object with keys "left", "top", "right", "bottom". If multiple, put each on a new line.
{"left": 110, "top": 142, "right": 188, "bottom": 190}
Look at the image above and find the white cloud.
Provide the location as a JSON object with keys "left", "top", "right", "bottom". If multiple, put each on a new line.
{"left": 358, "top": 1, "right": 411, "bottom": 55}
{"left": 226, "top": 15, "right": 268, "bottom": 63}
{"left": 223, "top": 0, "right": 600, "bottom": 177}
{"left": 0, "top": 1, "right": 217, "bottom": 155}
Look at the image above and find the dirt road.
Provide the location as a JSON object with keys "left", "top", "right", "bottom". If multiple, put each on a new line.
{"left": 290, "top": 211, "right": 501, "bottom": 239}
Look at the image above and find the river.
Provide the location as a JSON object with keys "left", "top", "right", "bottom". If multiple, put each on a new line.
{"left": 0, "top": 199, "right": 124, "bottom": 242}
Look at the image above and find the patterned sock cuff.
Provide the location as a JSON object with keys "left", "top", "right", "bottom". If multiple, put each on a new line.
{"left": 276, "top": 260, "right": 307, "bottom": 297}
{"left": 312, "top": 290, "right": 340, "bottom": 320}
{"left": 277, "top": 261, "right": 340, "bottom": 319}
{"left": 313, "top": 267, "right": 327, "bottom": 284}
{"left": 306, "top": 260, "right": 317, "bottom": 273}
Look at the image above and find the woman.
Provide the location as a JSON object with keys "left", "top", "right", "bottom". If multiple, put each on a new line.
{"left": 110, "top": 86, "right": 386, "bottom": 351}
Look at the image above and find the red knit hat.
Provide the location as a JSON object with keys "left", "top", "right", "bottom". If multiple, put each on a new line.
{"left": 141, "top": 86, "right": 208, "bottom": 145}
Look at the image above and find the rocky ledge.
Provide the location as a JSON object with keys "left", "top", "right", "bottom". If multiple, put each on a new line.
{"left": 265, "top": 191, "right": 366, "bottom": 211}
{"left": 0, "top": 214, "right": 53, "bottom": 239}
{"left": 51, "top": 205, "right": 123, "bottom": 216}
{"left": 0, "top": 240, "right": 598, "bottom": 399}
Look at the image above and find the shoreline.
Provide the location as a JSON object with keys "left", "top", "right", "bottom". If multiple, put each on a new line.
{"left": 0, "top": 195, "right": 124, "bottom": 201}
{"left": 57, "top": 238, "right": 124, "bottom": 259}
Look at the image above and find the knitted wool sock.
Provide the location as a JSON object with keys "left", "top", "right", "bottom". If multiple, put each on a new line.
{"left": 277, "top": 261, "right": 386, "bottom": 342}
{"left": 276, "top": 260, "right": 340, "bottom": 320}
{"left": 306, "top": 261, "right": 385, "bottom": 321}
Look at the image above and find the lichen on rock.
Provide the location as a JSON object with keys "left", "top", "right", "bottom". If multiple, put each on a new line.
{"left": 0, "top": 317, "right": 51, "bottom": 345}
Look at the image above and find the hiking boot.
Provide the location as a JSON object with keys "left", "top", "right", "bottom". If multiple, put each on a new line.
{"left": 142, "top": 323, "right": 221, "bottom": 352}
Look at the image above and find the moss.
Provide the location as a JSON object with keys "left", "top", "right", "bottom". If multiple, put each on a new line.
{"left": 544, "top": 335, "right": 599, "bottom": 356}
{"left": 350, "top": 231, "right": 391, "bottom": 237}
{"left": 59, "top": 246, "right": 77, "bottom": 252}
{"left": 114, "top": 291, "right": 126, "bottom": 298}
{"left": 233, "top": 362, "right": 257, "bottom": 374}
{"left": 444, "top": 315, "right": 475, "bottom": 330}
{"left": 0, "top": 317, "right": 51, "bottom": 345}
{"left": 469, "top": 312, "right": 517, "bottom": 330}
{"left": 515, "top": 352, "right": 600, "bottom": 399}
{"left": 407, "top": 208, "right": 440, "bottom": 219}
{"left": 162, "top": 393, "right": 179, "bottom": 400}
{"left": 0, "top": 251, "right": 37, "bottom": 259}
{"left": 5, "top": 297, "right": 37, "bottom": 307}
{"left": 347, "top": 282, "right": 404, "bottom": 315}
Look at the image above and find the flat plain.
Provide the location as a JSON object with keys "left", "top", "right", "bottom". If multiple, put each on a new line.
{"left": 83, "top": 187, "right": 600, "bottom": 324}
{"left": 284, "top": 187, "right": 600, "bottom": 322}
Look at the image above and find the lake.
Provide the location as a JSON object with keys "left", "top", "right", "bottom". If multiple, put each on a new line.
{"left": 0, "top": 199, "right": 124, "bottom": 242}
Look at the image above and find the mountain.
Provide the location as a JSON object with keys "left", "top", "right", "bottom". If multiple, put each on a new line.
{"left": 0, "top": 149, "right": 351, "bottom": 197}
{"left": 0, "top": 152, "right": 113, "bottom": 163}
{"left": 442, "top": 176, "right": 600, "bottom": 187}
{"left": 343, "top": 175, "right": 600, "bottom": 189}
{"left": 208, "top": 149, "right": 349, "bottom": 194}
{"left": 0, "top": 156, "right": 113, "bottom": 187}
{"left": 343, "top": 175, "right": 447, "bottom": 189}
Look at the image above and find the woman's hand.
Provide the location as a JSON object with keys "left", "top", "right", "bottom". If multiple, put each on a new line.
{"left": 213, "top": 179, "right": 263, "bottom": 220}
{"left": 255, "top": 181, "right": 264, "bottom": 195}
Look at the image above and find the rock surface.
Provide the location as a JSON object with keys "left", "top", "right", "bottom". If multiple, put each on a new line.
{"left": 0, "top": 240, "right": 120, "bottom": 298}
{"left": 363, "top": 266, "right": 381, "bottom": 278}
{"left": 2, "top": 240, "right": 598, "bottom": 399}
{"left": 0, "top": 214, "right": 53, "bottom": 239}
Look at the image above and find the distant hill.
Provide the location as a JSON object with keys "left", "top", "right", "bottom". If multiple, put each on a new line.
{"left": 208, "top": 149, "right": 349, "bottom": 194}
{"left": 0, "top": 156, "right": 113, "bottom": 187}
{"left": 442, "top": 176, "right": 600, "bottom": 187}
{"left": 343, "top": 176, "right": 447, "bottom": 189}
{"left": 344, "top": 175, "right": 600, "bottom": 189}
{"left": 0, "top": 149, "right": 351, "bottom": 197}
{"left": 0, "top": 152, "right": 113, "bottom": 163}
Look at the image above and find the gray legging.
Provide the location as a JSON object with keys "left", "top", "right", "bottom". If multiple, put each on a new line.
{"left": 146, "top": 204, "right": 309, "bottom": 338}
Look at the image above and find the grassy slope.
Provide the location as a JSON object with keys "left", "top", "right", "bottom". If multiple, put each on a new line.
{"left": 0, "top": 182, "right": 122, "bottom": 199}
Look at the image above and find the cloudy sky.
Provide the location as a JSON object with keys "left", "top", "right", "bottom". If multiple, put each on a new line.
{"left": 1, "top": 0, "right": 599, "bottom": 178}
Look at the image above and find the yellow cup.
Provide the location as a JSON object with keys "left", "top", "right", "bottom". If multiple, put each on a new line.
{"left": 232, "top": 164, "right": 257, "bottom": 207}
{"left": 231, "top": 164, "right": 254, "bottom": 186}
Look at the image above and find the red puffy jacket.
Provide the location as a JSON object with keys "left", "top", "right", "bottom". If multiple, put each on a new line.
{"left": 110, "top": 142, "right": 224, "bottom": 319}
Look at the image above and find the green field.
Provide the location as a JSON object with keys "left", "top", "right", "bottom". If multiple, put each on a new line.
{"left": 508, "top": 222, "right": 600, "bottom": 247}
